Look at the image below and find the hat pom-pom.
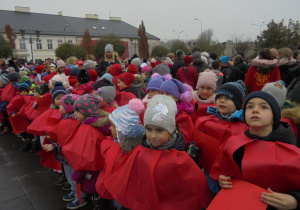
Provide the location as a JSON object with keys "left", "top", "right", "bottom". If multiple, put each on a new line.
{"left": 151, "top": 73, "right": 160, "bottom": 79}
{"left": 128, "top": 98, "right": 145, "bottom": 114}
{"left": 164, "top": 74, "right": 172, "bottom": 81}
{"left": 180, "top": 84, "right": 192, "bottom": 102}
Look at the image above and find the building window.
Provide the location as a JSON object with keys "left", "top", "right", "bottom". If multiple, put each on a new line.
{"left": 57, "top": 40, "right": 63, "bottom": 47}
{"left": 36, "top": 39, "right": 42, "bottom": 49}
{"left": 68, "top": 40, "right": 72, "bottom": 44}
{"left": 47, "top": 39, "right": 53, "bottom": 49}
{"left": 19, "top": 39, "right": 26, "bottom": 49}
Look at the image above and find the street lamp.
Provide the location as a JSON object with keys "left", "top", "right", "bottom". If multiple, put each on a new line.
{"left": 20, "top": 30, "right": 40, "bottom": 62}
{"left": 194, "top": 18, "right": 202, "bottom": 36}
{"left": 173, "top": 30, "right": 183, "bottom": 39}
{"left": 251, "top": 22, "right": 267, "bottom": 34}
{"left": 130, "top": 38, "right": 138, "bottom": 55}
{"left": 63, "top": 24, "right": 69, "bottom": 42}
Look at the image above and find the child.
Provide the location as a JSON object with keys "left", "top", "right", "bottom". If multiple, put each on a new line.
{"left": 176, "top": 55, "right": 199, "bottom": 90}
{"left": 103, "top": 95, "right": 211, "bottom": 210}
{"left": 141, "top": 65, "right": 151, "bottom": 88}
{"left": 160, "top": 78, "right": 194, "bottom": 147}
{"left": 210, "top": 60, "right": 223, "bottom": 90}
{"left": 191, "top": 71, "right": 218, "bottom": 123}
{"left": 73, "top": 69, "right": 93, "bottom": 95}
{"left": 117, "top": 72, "right": 139, "bottom": 97}
{"left": 213, "top": 91, "right": 300, "bottom": 209}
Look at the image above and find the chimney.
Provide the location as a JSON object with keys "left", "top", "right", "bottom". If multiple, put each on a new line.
{"left": 110, "top": 16, "right": 121, "bottom": 21}
{"left": 58, "top": 11, "right": 62, "bottom": 16}
{"left": 85, "top": 14, "right": 98, "bottom": 19}
{"left": 15, "top": 6, "right": 30, "bottom": 13}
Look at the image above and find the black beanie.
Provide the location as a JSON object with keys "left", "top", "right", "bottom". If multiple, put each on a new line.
{"left": 8, "top": 72, "right": 20, "bottom": 82}
{"left": 51, "top": 82, "right": 67, "bottom": 102}
{"left": 92, "top": 78, "right": 114, "bottom": 90}
{"left": 243, "top": 91, "right": 281, "bottom": 129}
{"left": 77, "top": 69, "right": 90, "bottom": 84}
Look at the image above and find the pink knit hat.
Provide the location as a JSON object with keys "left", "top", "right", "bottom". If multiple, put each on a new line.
{"left": 196, "top": 71, "right": 218, "bottom": 91}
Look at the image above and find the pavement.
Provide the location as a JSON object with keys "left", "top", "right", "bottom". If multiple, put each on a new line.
{"left": 0, "top": 132, "right": 100, "bottom": 210}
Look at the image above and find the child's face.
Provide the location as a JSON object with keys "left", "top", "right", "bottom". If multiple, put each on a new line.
{"left": 49, "top": 66, "right": 56, "bottom": 73}
{"left": 109, "top": 121, "right": 117, "bottom": 138}
{"left": 145, "top": 124, "right": 170, "bottom": 147}
{"left": 59, "top": 105, "right": 67, "bottom": 115}
{"left": 20, "top": 90, "right": 29, "bottom": 96}
{"left": 148, "top": 90, "right": 160, "bottom": 99}
{"left": 54, "top": 94, "right": 64, "bottom": 107}
{"left": 216, "top": 95, "right": 236, "bottom": 116}
{"left": 117, "top": 79, "right": 127, "bottom": 90}
{"left": 198, "top": 85, "right": 214, "bottom": 100}
{"left": 74, "top": 110, "right": 86, "bottom": 121}
{"left": 245, "top": 97, "right": 273, "bottom": 134}
{"left": 160, "top": 91, "right": 178, "bottom": 101}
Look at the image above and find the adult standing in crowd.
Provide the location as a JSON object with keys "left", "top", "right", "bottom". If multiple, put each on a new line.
{"left": 171, "top": 49, "right": 185, "bottom": 78}
{"left": 96, "top": 44, "right": 120, "bottom": 77}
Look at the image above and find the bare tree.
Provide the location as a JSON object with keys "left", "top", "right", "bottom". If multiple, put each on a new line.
{"left": 231, "top": 34, "right": 252, "bottom": 55}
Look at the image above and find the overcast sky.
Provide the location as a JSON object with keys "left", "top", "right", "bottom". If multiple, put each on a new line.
{"left": 2, "top": 0, "right": 300, "bottom": 43}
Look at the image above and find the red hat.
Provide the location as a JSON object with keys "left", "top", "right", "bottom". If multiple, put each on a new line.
{"left": 64, "top": 68, "right": 71, "bottom": 76}
{"left": 42, "top": 73, "right": 54, "bottom": 83}
{"left": 35, "top": 65, "right": 45, "bottom": 74}
{"left": 183, "top": 55, "right": 194, "bottom": 65}
{"left": 108, "top": 64, "right": 122, "bottom": 76}
{"left": 118, "top": 72, "right": 135, "bottom": 86}
{"left": 89, "top": 69, "right": 98, "bottom": 81}
{"left": 127, "top": 64, "right": 138, "bottom": 74}
{"left": 76, "top": 60, "right": 84, "bottom": 65}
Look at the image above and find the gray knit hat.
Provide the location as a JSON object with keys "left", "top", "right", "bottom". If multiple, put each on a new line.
{"left": 97, "top": 86, "right": 116, "bottom": 104}
{"left": 105, "top": 44, "right": 114, "bottom": 53}
{"left": 0, "top": 75, "right": 9, "bottom": 85}
{"left": 262, "top": 81, "right": 287, "bottom": 108}
{"left": 131, "top": 58, "right": 141, "bottom": 67}
{"left": 152, "top": 64, "right": 170, "bottom": 76}
{"left": 7, "top": 72, "right": 20, "bottom": 82}
{"left": 144, "top": 95, "right": 178, "bottom": 134}
{"left": 83, "top": 60, "right": 95, "bottom": 70}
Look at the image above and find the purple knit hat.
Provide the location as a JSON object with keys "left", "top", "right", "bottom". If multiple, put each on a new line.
{"left": 61, "top": 94, "right": 80, "bottom": 114}
{"left": 146, "top": 73, "right": 171, "bottom": 93}
{"left": 160, "top": 78, "right": 192, "bottom": 102}
{"left": 74, "top": 94, "right": 102, "bottom": 118}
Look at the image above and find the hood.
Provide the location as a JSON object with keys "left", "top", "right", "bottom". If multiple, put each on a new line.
{"left": 282, "top": 105, "right": 300, "bottom": 125}
{"left": 176, "top": 101, "right": 194, "bottom": 115}
{"left": 251, "top": 59, "right": 278, "bottom": 74}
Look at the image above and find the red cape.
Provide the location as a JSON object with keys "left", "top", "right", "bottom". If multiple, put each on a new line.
{"left": 62, "top": 123, "right": 105, "bottom": 171}
{"left": 40, "top": 137, "right": 62, "bottom": 170}
{"left": 210, "top": 133, "right": 300, "bottom": 193}
{"left": 0, "top": 83, "right": 16, "bottom": 102}
{"left": 104, "top": 145, "right": 211, "bottom": 210}
{"left": 281, "top": 117, "right": 297, "bottom": 139}
{"left": 96, "top": 139, "right": 127, "bottom": 199}
{"left": 115, "top": 91, "right": 137, "bottom": 106}
{"left": 190, "top": 100, "right": 215, "bottom": 124}
{"left": 176, "top": 111, "right": 194, "bottom": 147}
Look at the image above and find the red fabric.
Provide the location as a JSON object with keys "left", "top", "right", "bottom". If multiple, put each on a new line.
{"left": 210, "top": 133, "right": 300, "bottom": 193}
{"left": 64, "top": 68, "right": 70, "bottom": 76}
{"left": 40, "top": 137, "right": 62, "bottom": 170}
{"left": 0, "top": 83, "right": 16, "bottom": 102}
{"left": 68, "top": 75, "right": 78, "bottom": 88}
{"left": 281, "top": 117, "right": 297, "bottom": 139}
{"left": 103, "top": 145, "right": 211, "bottom": 210}
{"left": 44, "top": 118, "right": 80, "bottom": 146}
{"left": 176, "top": 111, "right": 194, "bottom": 147}
{"left": 127, "top": 64, "right": 138, "bottom": 74}
{"left": 27, "top": 108, "right": 61, "bottom": 136}
{"left": 244, "top": 66, "right": 281, "bottom": 92}
{"left": 117, "top": 72, "right": 135, "bottom": 86}
{"left": 9, "top": 114, "right": 29, "bottom": 134}
{"left": 62, "top": 124, "right": 105, "bottom": 171}
{"left": 42, "top": 73, "right": 56, "bottom": 83}
{"left": 194, "top": 115, "right": 247, "bottom": 172}
{"left": 89, "top": 70, "right": 98, "bottom": 82}
{"left": 112, "top": 76, "right": 119, "bottom": 90}
{"left": 101, "top": 105, "right": 116, "bottom": 113}
{"left": 139, "top": 103, "right": 147, "bottom": 125}
{"left": 35, "top": 65, "right": 45, "bottom": 74}
{"left": 7, "top": 95, "right": 26, "bottom": 115}
{"left": 190, "top": 99, "right": 215, "bottom": 124}
{"left": 207, "top": 180, "right": 268, "bottom": 210}
{"left": 176, "top": 66, "right": 199, "bottom": 90}
{"left": 108, "top": 64, "right": 122, "bottom": 76}
{"left": 78, "top": 81, "right": 94, "bottom": 93}
{"left": 96, "top": 139, "right": 127, "bottom": 199}
{"left": 115, "top": 91, "right": 137, "bottom": 106}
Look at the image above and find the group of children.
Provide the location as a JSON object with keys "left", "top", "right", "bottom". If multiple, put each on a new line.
{"left": 0, "top": 50, "right": 299, "bottom": 210}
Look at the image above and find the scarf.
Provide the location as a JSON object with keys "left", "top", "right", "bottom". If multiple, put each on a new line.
{"left": 207, "top": 106, "right": 244, "bottom": 122}
{"left": 145, "top": 131, "right": 177, "bottom": 150}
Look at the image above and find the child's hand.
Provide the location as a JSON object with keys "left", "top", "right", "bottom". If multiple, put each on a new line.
{"left": 42, "top": 144, "right": 53, "bottom": 152}
{"left": 218, "top": 175, "right": 233, "bottom": 189}
{"left": 261, "top": 188, "right": 297, "bottom": 210}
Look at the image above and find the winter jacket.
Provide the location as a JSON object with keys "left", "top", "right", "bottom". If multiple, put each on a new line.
{"left": 193, "top": 58, "right": 207, "bottom": 73}
{"left": 233, "top": 62, "right": 249, "bottom": 81}
{"left": 97, "top": 55, "right": 120, "bottom": 77}
{"left": 176, "top": 66, "right": 199, "bottom": 90}
{"left": 171, "top": 59, "right": 185, "bottom": 78}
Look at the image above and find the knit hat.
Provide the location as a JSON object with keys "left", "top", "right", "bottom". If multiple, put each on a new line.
{"left": 61, "top": 94, "right": 80, "bottom": 114}
{"left": 127, "top": 64, "right": 138, "bottom": 74}
{"left": 19, "top": 68, "right": 30, "bottom": 77}
{"left": 34, "top": 83, "right": 49, "bottom": 95}
{"left": 0, "top": 75, "right": 9, "bottom": 85}
{"left": 7, "top": 67, "right": 16, "bottom": 72}
{"left": 18, "top": 83, "right": 29, "bottom": 92}
{"left": 152, "top": 64, "right": 170, "bottom": 76}
{"left": 64, "top": 68, "right": 70, "bottom": 76}
{"left": 193, "top": 51, "right": 201, "bottom": 59}
{"left": 101, "top": 73, "right": 113, "bottom": 83}
{"left": 69, "top": 67, "right": 79, "bottom": 76}
{"left": 8, "top": 72, "right": 20, "bottom": 82}
{"left": 35, "top": 65, "right": 45, "bottom": 74}
{"left": 105, "top": 44, "right": 114, "bottom": 53}
{"left": 42, "top": 74, "right": 54, "bottom": 83}
{"left": 216, "top": 81, "right": 245, "bottom": 110}
{"left": 74, "top": 94, "right": 102, "bottom": 118}
{"left": 77, "top": 69, "right": 90, "bottom": 84}
{"left": 51, "top": 82, "right": 67, "bottom": 102}
{"left": 109, "top": 98, "right": 145, "bottom": 139}
{"left": 219, "top": 56, "right": 230, "bottom": 65}
{"left": 141, "top": 65, "right": 151, "bottom": 74}
{"left": 118, "top": 72, "right": 135, "bottom": 86}
{"left": 92, "top": 78, "right": 114, "bottom": 90}
{"left": 97, "top": 86, "right": 116, "bottom": 104}
{"left": 160, "top": 78, "right": 192, "bottom": 102}
{"left": 163, "top": 57, "right": 174, "bottom": 65}
{"left": 89, "top": 70, "right": 98, "bottom": 82}
{"left": 146, "top": 73, "right": 171, "bottom": 93}
{"left": 83, "top": 60, "right": 95, "bottom": 71}
{"left": 20, "top": 76, "right": 32, "bottom": 87}
{"left": 262, "top": 81, "right": 287, "bottom": 107}
{"left": 196, "top": 71, "right": 218, "bottom": 91}
{"left": 144, "top": 95, "right": 178, "bottom": 134}
{"left": 183, "top": 55, "right": 194, "bottom": 65}
{"left": 108, "top": 64, "right": 122, "bottom": 76}
{"left": 131, "top": 58, "right": 141, "bottom": 67}
{"left": 176, "top": 49, "right": 185, "bottom": 59}
{"left": 56, "top": 60, "right": 66, "bottom": 68}
{"left": 243, "top": 91, "right": 281, "bottom": 129}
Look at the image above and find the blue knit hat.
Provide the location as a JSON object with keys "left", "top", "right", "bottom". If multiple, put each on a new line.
{"left": 51, "top": 82, "right": 67, "bottom": 102}
{"left": 146, "top": 76, "right": 166, "bottom": 93}
{"left": 101, "top": 73, "right": 113, "bottom": 83}
{"left": 243, "top": 91, "right": 281, "bottom": 129}
{"left": 219, "top": 56, "right": 231, "bottom": 65}
{"left": 18, "top": 83, "right": 30, "bottom": 92}
{"left": 69, "top": 67, "right": 80, "bottom": 76}
{"left": 160, "top": 78, "right": 185, "bottom": 100}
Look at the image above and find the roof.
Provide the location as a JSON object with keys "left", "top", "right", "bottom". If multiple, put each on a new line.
{"left": 0, "top": 9, "right": 160, "bottom": 40}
